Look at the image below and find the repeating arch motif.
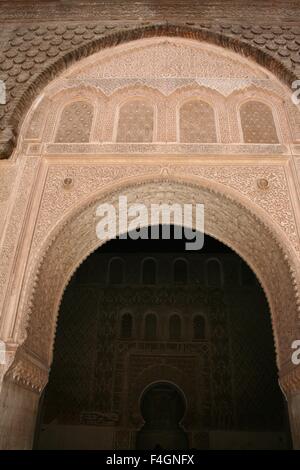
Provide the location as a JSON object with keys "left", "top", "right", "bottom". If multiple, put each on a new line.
{"left": 1, "top": 22, "right": 299, "bottom": 158}
{"left": 21, "top": 84, "right": 294, "bottom": 148}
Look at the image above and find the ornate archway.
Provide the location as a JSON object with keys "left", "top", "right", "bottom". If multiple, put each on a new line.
{"left": 1, "top": 175, "right": 299, "bottom": 448}
{"left": 0, "top": 35, "right": 300, "bottom": 449}
{"left": 16, "top": 176, "right": 300, "bottom": 370}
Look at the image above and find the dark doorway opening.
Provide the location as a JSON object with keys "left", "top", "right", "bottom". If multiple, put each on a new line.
{"left": 136, "top": 382, "right": 188, "bottom": 450}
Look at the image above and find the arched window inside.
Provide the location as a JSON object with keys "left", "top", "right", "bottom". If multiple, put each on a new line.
{"left": 173, "top": 259, "right": 188, "bottom": 284}
{"left": 108, "top": 258, "right": 124, "bottom": 285}
{"left": 169, "top": 314, "right": 181, "bottom": 341}
{"left": 193, "top": 315, "right": 206, "bottom": 340}
{"left": 206, "top": 259, "right": 222, "bottom": 287}
{"left": 240, "top": 100, "right": 278, "bottom": 143}
{"left": 179, "top": 100, "right": 217, "bottom": 143}
{"left": 144, "top": 314, "right": 157, "bottom": 340}
{"left": 55, "top": 101, "right": 93, "bottom": 143}
{"left": 240, "top": 262, "right": 256, "bottom": 286}
{"left": 120, "top": 313, "right": 133, "bottom": 339}
{"left": 142, "top": 258, "right": 157, "bottom": 285}
{"left": 116, "top": 99, "right": 154, "bottom": 142}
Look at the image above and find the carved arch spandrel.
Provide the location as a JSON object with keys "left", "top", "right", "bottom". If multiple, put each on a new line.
{"left": 6, "top": 176, "right": 300, "bottom": 387}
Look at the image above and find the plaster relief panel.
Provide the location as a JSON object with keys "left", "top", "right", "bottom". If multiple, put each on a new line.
{"left": 55, "top": 101, "right": 94, "bottom": 143}
{"left": 240, "top": 101, "right": 279, "bottom": 144}
{"left": 68, "top": 38, "right": 267, "bottom": 80}
{"left": 19, "top": 37, "right": 297, "bottom": 148}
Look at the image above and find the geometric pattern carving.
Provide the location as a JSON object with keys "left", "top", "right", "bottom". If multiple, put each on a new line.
{"left": 116, "top": 100, "right": 153, "bottom": 143}
{"left": 240, "top": 101, "right": 279, "bottom": 144}
{"left": 55, "top": 101, "right": 93, "bottom": 143}
{"left": 180, "top": 100, "right": 217, "bottom": 143}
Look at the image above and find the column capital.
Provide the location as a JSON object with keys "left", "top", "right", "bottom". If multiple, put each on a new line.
{"left": 4, "top": 347, "right": 49, "bottom": 394}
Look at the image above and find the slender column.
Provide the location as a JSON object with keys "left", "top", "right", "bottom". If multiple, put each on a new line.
{"left": 0, "top": 349, "right": 48, "bottom": 449}
{"left": 288, "top": 392, "right": 300, "bottom": 449}
{"left": 280, "top": 366, "right": 300, "bottom": 450}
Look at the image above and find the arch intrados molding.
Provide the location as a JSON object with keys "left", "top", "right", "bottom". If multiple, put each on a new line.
{"left": 6, "top": 22, "right": 298, "bottom": 159}
{"left": 16, "top": 174, "right": 300, "bottom": 375}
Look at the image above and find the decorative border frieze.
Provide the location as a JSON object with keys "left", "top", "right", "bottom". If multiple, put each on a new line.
{"left": 42, "top": 143, "right": 289, "bottom": 156}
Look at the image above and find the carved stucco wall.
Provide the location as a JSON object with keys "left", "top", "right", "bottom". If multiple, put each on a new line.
{"left": 0, "top": 33, "right": 299, "bottom": 409}
{"left": 17, "top": 38, "right": 300, "bottom": 151}
{"left": 0, "top": 0, "right": 300, "bottom": 158}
